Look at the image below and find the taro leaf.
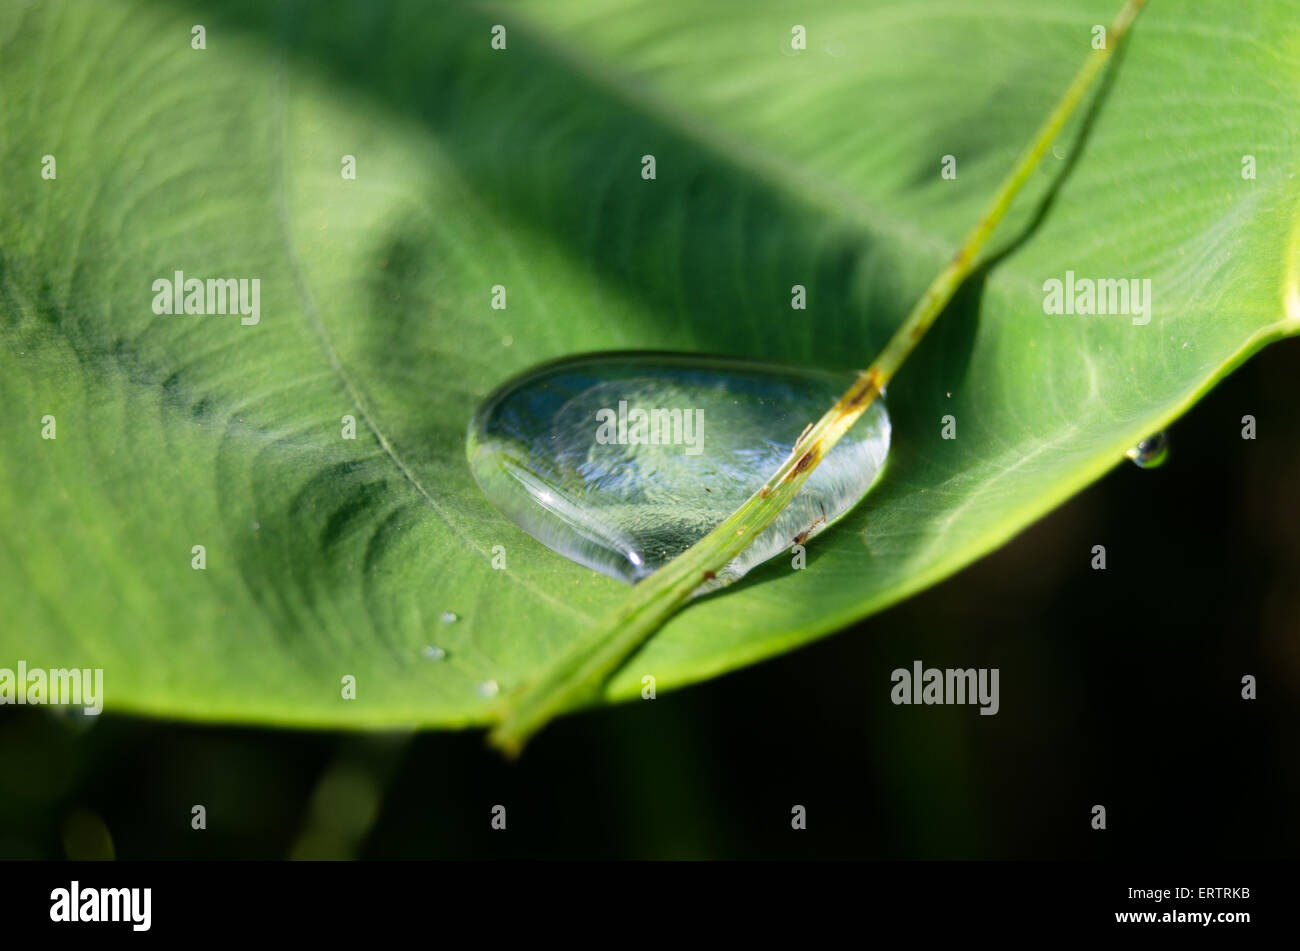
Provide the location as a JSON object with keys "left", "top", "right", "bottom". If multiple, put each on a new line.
{"left": 1, "top": 0, "right": 1296, "bottom": 727}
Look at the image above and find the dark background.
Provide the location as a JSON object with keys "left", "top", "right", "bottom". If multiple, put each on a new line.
{"left": 3, "top": 336, "right": 1295, "bottom": 860}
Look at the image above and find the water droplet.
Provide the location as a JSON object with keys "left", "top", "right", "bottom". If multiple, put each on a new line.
{"left": 477, "top": 679, "right": 500, "bottom": 698}
{"left": 422, "top": 645, "right": 447, "bottom": 661}
{"left": 1126, "top": 431, "right": 1169, "bottom": 469}
{"left": 467, "top": 352, "right": 891, "bottom": 589}
{"left": 440, "top": 611, "right": 458, "bottom": 623}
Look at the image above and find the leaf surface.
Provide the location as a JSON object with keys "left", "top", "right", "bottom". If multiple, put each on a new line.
{"left": 1, "top": 0, "right": 1295, "bottom": 726}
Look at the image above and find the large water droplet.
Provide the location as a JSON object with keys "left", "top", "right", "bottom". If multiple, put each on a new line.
{"left": 466, "top": 352, "right": 891, "bottom": 589}
{"left": 1126, "top": 431, "right": 1169, "bottom": 469}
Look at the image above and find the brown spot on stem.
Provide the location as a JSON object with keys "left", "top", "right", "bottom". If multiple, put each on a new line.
{"left": 703, "top": 570, "right": 716, "bottom": 582}
{"left": 836, "top": 369, "right": 883, "bottom": 418}
{"left": 783, "top": 447, "right": 820, "bottom": 483}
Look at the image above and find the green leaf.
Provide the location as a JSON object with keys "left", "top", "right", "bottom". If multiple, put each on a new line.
{"left": 2, "top": 0, "right": 1296, "bottom": 729}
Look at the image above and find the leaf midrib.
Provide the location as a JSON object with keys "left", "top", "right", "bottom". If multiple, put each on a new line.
{"left": 268, "top": 56, "right": 589, "bottom": 620}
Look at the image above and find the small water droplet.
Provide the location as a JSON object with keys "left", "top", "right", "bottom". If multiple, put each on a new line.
{"left": 467, "top": 352, "right": 890, "bottom": 589}
{"left": 251, "top": 522, "right": 260, "bottom": 532}
{"left": 501, "top": 335, "right": 513, "bottom": 347}
{"left": 1126, "top": 431, "right": 1169, "bottom": 469}
{"left": 440, "top": 611, "right": 458, "bottom": 623}
{"left": 477, "top": 679, "right": 499, "bottom": 698}
{"left": 422, "top": 645, "right": 447, "bottom": 661}
{"left": 1052, "top": 145, "right": 1066, "bottom": 160}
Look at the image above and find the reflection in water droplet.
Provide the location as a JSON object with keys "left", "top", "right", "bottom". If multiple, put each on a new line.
{"left": 477, "top": 679, "right": 500, "bottom": 698}
{"left": 422, "top": 645, "right": 447, "bottom": 662}
{"left": 1126, "top": 431, "right": 1169, "bottom": 469}
{"left": 440, "top": 612, "right": 458, "bottom": 623}
{"left": 466, "top": 352, "right": 891, "bottom": 592}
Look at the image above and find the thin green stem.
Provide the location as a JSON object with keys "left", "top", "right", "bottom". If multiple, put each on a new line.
{"left": 489, "top": 0, "right": 1148, "bottom": 756}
